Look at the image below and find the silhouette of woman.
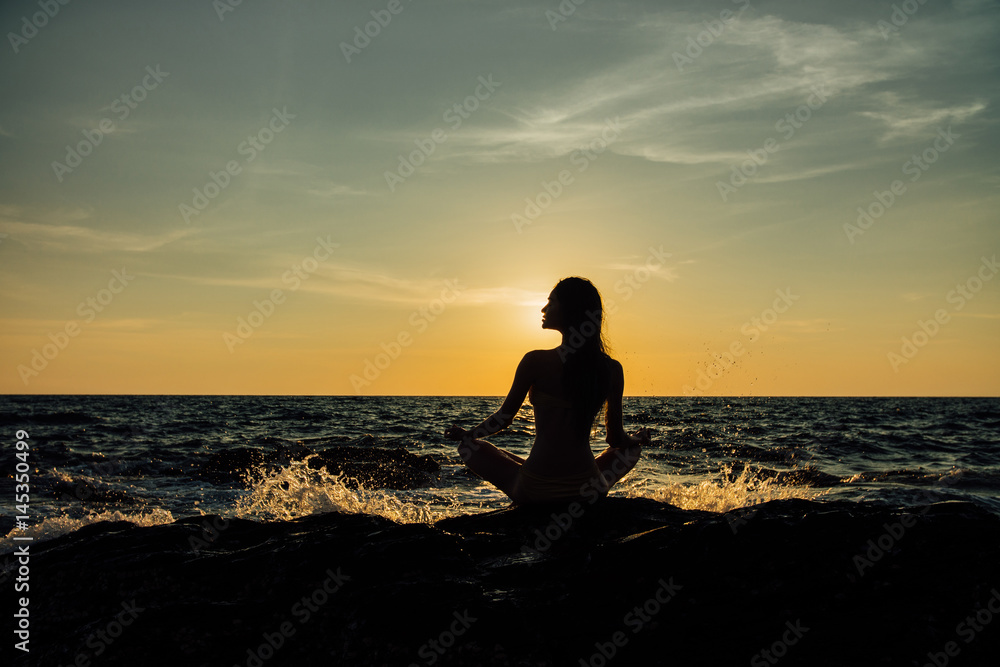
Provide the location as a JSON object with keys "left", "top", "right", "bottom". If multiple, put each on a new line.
{"left": 444, "top": 277, "right": 648, "bottom": 505}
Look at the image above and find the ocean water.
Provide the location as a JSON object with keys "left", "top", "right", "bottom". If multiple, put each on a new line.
{"left": 2, "top": 395, "right": 998, "bottom": 551}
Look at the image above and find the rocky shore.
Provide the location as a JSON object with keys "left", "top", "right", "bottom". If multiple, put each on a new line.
{"left": 12, "top": 497, "right": 1000, "bottom": 666}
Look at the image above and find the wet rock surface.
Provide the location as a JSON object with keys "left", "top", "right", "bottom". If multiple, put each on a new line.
{"left": 14, "top": 497, "right": 1000, "bottom": 666}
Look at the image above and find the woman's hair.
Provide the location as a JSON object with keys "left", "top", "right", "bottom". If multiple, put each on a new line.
{"left": 551, "top": 277, "right": 614, "bottom": 428}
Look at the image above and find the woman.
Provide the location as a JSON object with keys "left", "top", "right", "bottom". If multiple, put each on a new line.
{"left": 444, "top": 277, "right": 649, "bottom": 505}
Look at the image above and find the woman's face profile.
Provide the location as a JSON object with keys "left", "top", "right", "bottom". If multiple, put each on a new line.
{"left": 541, "top": 291, "right": 562, "bottom": 331}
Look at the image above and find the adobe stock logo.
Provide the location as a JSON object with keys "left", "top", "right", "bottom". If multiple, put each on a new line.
{"left": 844, "top": 127, "right": 959, "bottom": 244}
{"left": 7, "top": 0, "right": 71, "bottom": 54}
{"left": 682, "top": 288, "right": 799, "bottom": 395}
{"left": 179, "top": 107, "right": 295, "bottom": 223}
{"left": 384, "top": 75, "right": 501, "bottom": 192}
{"left": 17, "top": 268, "right": 135, "bottom": 385}
{"left": 340, "top": 0, "right": 413, "bottom": 63}
{"left": 349, "top": 279, "right": 463, "bottom": 392}
{"left": 887, "top": 255, "right": 996, "bottom": 372}
{"left": 51, "top": 65, "right": 170, "bottom": 182}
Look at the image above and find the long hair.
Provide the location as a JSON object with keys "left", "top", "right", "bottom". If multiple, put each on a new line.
{"left": 552, "top": 277, "right": 613, "bottom": 428}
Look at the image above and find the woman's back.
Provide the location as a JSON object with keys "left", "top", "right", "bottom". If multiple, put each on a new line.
{"left": 522, "top": 348, "right": 612, "bottom": 477}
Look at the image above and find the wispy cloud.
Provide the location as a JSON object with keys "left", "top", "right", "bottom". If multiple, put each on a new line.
{"left": 753, "top": 162, "right": 866, "bottom": 184}
{"left": 143, "top": 263, "right": 544, "bottom": 308}
{"left": 0, "top": 220, "right": 195, "bottom": 253}
{"left": 601, "top": 260, "right": 679, "bottom": 282}
{"left": 769, "top": 319, "right": 845, "bottom": 342}
{"left": 435, "top": 13, "right": 913, "bottom": 168}
{"left": 858, "top": 97, "right": 986, "bottom": 142}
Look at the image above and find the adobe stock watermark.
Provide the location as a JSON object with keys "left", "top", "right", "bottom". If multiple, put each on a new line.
{"left": 16, "top": 268, "right": 135, "bottom": 385}
{"left": 877, "top": 0, "right": 932, "bottom": 40}
{"left": 511, "top": 117, "right": 622, "bottom": 233}
{"left": 550, "top": 247, "right": 671, "bottom": 367}
{"left": 887, "top": 254, "right": 996, "bottom": 372}
{"left": 520, "top": 448, "right": 641, "bottom": 556}
{"left": 341, "top": 0, "right": 413, "bottom": 63}
{"left": 717, "top": 84, "right": 829, "bottom": 201}
{"left": 223, "top": 236, "right": 339, "bottom": 352}
{"left": 453, "top": 409, "right": 517, "bottom": 463}
{"left": 546, "top": 0, "right": 587, "bottom": 31}
{"left": 188, "top": 515, "right": 230, "bottom": 554}
{"left": 844, "top": 126, "right": 959, "bottom": 244}
{"left": 682, "top": 288, "right": 799, "bottom": 395}
{"left": 551, "top": 245, "right": 672, "bottom": 366}
{"left": 7, "top": 0, "right": 71, "bottom": 54}
{"left": 179, "top": 107, "right": 295, "bottom": 223}
{"left": 724, "top": 506, "right": 760, "bottom": 534}
{"left": 349, "top": 279, "right": 463, "bottom": 392}
{"left": 384, "top": 74, "right": 501, "bottom": 192}
{"left": 750, "top": 619, "right": 810, "bottom": 666}
{"left": 52, "top": 65, "right": 170, "bottom": 183}
{"left": 233, "top": 567, "right": 350, "bottom": 667}
{"left": 72, "top": 600, "right": 145, "bottom": 663}
{"left": 213, "top": 0, "right": 247, "bottom": 21}
{"left": 921, "top": 588, "right": 1000, "bottom": 667}
{"left": 578, "top": 577, "right": 682, "bottom": 666}
{"left": 25, "top": 596, "right": 146, "bottom": 659}
{"left": 604, "top": 245, "right": 672, "bottom": 314}
{"left": 673, "top": 0, "right": 751, "bottom": 71}
{"left": 852, "top": 470, "right": 963, "bottom": 577}
{"left": 408, "top": 609, "right": 478, "bottom": 666}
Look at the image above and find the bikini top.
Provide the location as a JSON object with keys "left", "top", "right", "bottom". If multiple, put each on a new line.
{"left": 529, "top": 386, "right": 573, "bottom": 409}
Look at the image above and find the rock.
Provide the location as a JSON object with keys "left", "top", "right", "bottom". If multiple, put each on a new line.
{"left": 14, "top": 498, "right": 1000, "bottom": 666}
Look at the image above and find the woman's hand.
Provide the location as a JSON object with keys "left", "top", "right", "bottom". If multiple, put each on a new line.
{"left": 630, "top": 427, "right": 651, "bottom": 448}
{"left": 444, "top": 424, "right": 469, "bottom": 441}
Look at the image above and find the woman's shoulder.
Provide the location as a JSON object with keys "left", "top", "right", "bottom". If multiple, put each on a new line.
{"left": 604, "top": 354, "right": 623, "bottom": 374}
{"left": 527, "top": 347, "right": 564, "bottom": 358}
{"left": 525, "top": 348, "right": 562, "bottom": 365}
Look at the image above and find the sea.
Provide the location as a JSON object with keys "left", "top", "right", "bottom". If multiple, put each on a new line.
{"left": 2, "top": 395, "right": 999, "bottom": 552}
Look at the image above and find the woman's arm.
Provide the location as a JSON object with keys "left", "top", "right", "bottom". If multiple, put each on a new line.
{"left": 445, "top": 351, "right": 536, "bottom": 441}
{"left": 604, "top": 359, "right": 649, "bottom": 448}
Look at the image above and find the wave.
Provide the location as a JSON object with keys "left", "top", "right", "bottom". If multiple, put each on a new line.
{"left": 620, "top": 464, "right": 823, "bottom": 512}
{"left": 234, "top": 456, "right": 464, "bottom": 524}
{"left": 0, "top": 509, "right": 176, "bottom": 553}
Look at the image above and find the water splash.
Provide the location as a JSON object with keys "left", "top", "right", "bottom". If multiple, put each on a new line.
{"left": 620, "top": 465, "right": 822, "bottom": 512}
{"left": 234, "top": 456, "right": 466, "bottom": 524}
{"left": 0, "top": 509, "right": 176, "bottom": 552}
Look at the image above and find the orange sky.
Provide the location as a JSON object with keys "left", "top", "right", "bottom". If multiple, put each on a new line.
{"left": 1, "top": 0, "right": 998, "bottom": 396}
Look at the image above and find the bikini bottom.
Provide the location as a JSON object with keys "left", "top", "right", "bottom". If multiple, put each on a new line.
{"left": 514, "top": 465, "right": 608, "bottom": 504}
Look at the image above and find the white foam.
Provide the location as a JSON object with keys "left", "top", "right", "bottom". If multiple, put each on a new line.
{"left": 1, "top": 509, "right": 176, "bottom": 553}
{"left": 618, "top": 465, "right": 822, "bottom": 512}
{"left": 234, "top": 456, "right": 468, "bottom": 524}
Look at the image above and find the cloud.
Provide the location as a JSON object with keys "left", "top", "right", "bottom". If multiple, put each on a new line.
{"left": 0, "top": 219, "right": 195, "bottom": 254}
{"left": 857, "top": 97, "right": 987, "bottom": 142}
{"left": 752, "top": 162, "right": 866, "bottom": 184}
{"left": 238, "top": 158, "right": 370, "bottom": 198}
{"left": 601, "top": 260, "right": 679, "bottom": 282}
{"left": 144, "top": 262, "right": 545, "bottom": 308}
{"left": 425, "top": 12, "right": 916, "bottom": 169}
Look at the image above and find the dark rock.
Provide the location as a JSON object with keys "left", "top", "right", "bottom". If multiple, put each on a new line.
{"left": 12, "top": 498, "right": 1000, "bottom": 666}
{"left": 307, "top": 446, "right": 440, "bottom": 490}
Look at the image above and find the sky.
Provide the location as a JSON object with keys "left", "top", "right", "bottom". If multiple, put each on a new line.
{"left": 0, "top": 0, "right": 998, "bottom": 396}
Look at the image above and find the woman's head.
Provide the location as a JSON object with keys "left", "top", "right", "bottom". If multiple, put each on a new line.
{"left": 546, "top": 277, "right": 607, "bottom": 352}
{"left": 546, "top": 277, "right": 612, "bottom": 425}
